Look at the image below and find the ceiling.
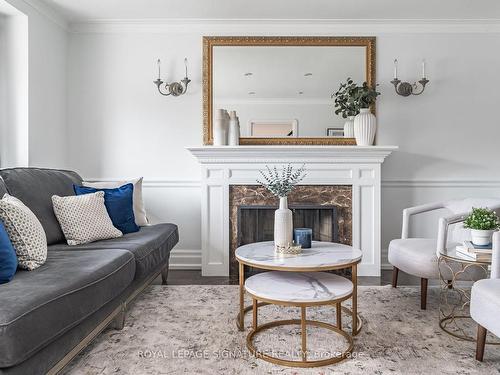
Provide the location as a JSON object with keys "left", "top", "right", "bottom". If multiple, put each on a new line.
{"left": 38, "top": 0, "right": 500, "bottom": 22}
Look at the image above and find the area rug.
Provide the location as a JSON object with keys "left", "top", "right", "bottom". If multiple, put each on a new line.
{"left": 62, "top": 285, "right": 500, "bottom": 374}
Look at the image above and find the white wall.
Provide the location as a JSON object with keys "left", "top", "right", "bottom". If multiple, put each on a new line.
{"left": 4, "top": 0, "right": 68, "bottom": 168}
{"left": 0, "top": 2, "right": 28, "bottom": 167}
{"left": 66, "top": 22, "right": 500, "bottom": 269}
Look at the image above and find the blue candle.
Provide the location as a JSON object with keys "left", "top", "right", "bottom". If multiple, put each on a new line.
{"left": 294, "top": 228, "right": 312, "bottom": 249}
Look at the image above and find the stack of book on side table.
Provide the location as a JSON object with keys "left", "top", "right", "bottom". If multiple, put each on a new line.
{"left": 456, "top": 241, "right": 492, "bottom": 262}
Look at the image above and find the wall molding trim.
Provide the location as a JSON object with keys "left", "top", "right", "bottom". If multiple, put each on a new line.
{"left": 21, "top": 0, "right": 68, "bottom": 30}
{"left": 382, "top": 179, "right": 500, "bottom": 188}
{"left": 86, "top": 178, "right": 500, "bottom": 189}
{"left": 69, "top": 18, "right": 500, "bottom": 34}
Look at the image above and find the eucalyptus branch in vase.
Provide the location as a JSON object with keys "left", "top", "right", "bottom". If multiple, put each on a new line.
{"left": 257, "top": 164, "right": 307, "bottom": 251}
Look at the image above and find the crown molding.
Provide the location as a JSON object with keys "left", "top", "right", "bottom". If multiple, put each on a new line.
{"left": 69, "top": 18, "right": 500, "bottom": 34}
{"left": 19, "top": 0, "right": 68, "bottom": 30}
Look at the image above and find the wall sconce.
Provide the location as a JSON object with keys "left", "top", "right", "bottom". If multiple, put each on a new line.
{"left": 390, "top": 59, "right": 429, "bottom": 96}
{"left": 153, "top": 58, "right": 191, "bottom": 96}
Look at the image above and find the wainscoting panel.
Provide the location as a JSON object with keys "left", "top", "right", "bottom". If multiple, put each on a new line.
{"left": 127, "top": 179, "right": 500, "bottom": 271}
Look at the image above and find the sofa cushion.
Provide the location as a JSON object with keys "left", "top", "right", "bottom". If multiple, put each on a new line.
{"left": 49, "top": 223, "right": 178, "bottom": 280}
{"left": 0, "top": 248, "right": 135, "bottom": 367}
{"left": 0, "top": 194, "right": 47, "bottom": 270}
{"left": 0, "top": 168, "right": 83, "bottom": 245}
{"left": 471, "top": 278, "right": 500, "bottom": 338}
{"left": 52, "top": 192, "right": 122, "bottom": 245}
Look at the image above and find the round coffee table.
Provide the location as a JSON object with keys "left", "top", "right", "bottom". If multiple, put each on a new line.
{"left": 245, "top": 271, "right": 354, "bottom": 367}
{"left": 235, "top": 241, "right": 363, "bottom": 335}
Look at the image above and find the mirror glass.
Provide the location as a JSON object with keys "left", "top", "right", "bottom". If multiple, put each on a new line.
{"left": 212, "top": 46, "right": 366, "bottom": 139}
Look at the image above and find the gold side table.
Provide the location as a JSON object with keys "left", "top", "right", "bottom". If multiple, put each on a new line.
{"left": 235, "top": 241, "right": 363, "bottom": 336}
{"left": 245, "top": 271, "right": 354, "bottom": 367}
{"left": 438, "top": 248, "right": 500, "bottom": 344}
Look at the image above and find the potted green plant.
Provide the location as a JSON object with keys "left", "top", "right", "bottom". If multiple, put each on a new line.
{"left": 257, "top": 164, "right": 306, "bottom": 251}
{"left": 352, "top": 82, "right": 380, "bottom": 146}
{"left": 332, "top": 78, "right": 360, "bottom": 138}
{"left": 463, "top": 207, "right": 500, "bottom": 246}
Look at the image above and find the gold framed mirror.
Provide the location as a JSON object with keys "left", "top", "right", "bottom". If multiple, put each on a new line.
{"left": 203, "top": 36, "right": 376, "bottom": 145}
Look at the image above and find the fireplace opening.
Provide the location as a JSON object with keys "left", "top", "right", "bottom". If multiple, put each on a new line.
{"left": 229, "top": 185, "right": 352, "bottom": 281}
{"left": 237, "top": 205, "right": 339, "bottom": 246}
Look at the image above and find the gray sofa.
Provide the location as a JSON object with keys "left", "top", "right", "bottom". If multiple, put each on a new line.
{"left": 0, "top": 168, "right": 179, "bottom": 374}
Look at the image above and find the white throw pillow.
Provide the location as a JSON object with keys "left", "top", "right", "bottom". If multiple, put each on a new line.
{"left": 82, "top": 177, "right": 148, "bottom": 226}
{"left": 0, "top": 194, "right": 47, "bottom": 270}
{"left": 52, "top": 191, "right": 122, "bottom": 245}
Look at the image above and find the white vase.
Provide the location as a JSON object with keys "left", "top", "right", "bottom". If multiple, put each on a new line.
{"left": 354, "top": 108, "right": 376, "bottom": 146}
{"left": 228, "top": 111, "right": 240, "bottom": 146}
{"left": 343, "top": 116, "right": 355, "bottom": 138}
{"left": 274, "top": 196, "right": 293, "bottom": 250}
{"left": 213, "top": 109, "right": 227, "bottom": 146}
{"left": 471, "top": 229, "right": 495, "bottom": 246}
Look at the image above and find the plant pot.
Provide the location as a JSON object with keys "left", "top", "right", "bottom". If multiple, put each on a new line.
{"left": 343, "top": 116, "right": 355, "bottom": 138}
{"left": 274, "top": 196, "right": 293, "bottom": 250}
{"left": 354, "top": 108, "right": 376, "bottom": 146}
{"left": 470, "top": 229, "right": 495, "bottom": 246}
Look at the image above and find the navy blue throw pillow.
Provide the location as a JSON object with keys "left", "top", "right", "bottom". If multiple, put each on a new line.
{"left": 74, "top": 183, "right": 139, "bottom": 234}
{"left": 0, "top": 221, "right": 18, "bottom": 283}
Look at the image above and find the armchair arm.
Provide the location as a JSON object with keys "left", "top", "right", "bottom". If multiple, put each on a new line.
{"left": 492, "top": 232, "right": 500, "bottom": 279}
{"left": 436, "top": 203, "right": 500, "bottom": 257}
{"left": 401, "top": 202, "right": 446, "bottom": 239}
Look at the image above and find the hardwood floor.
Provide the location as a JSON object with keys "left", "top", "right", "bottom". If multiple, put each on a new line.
{"left": 154, "top": 269, "right": 429, "bottom": 286}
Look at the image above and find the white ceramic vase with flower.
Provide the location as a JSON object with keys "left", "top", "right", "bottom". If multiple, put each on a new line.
{"left": 257, "top": 164, "right": 306, "bottom": 251}
{"left": 463, "top": 207, "right": 500, "bottom": 246}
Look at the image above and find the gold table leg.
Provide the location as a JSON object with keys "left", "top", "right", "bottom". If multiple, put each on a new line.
{"left": 352, "top": 264, "right": 358, "bottom": 335}
{"left": 238, "top": 262, "right": 245, "bottom": 331}
{"left": 336, "top": 302, "right": 342, "bottom": 330}
{"left": 252, "top": 298, "right": 258, "bottom": 330}
{"left": 301, "top": 306, "right": 307, "bottom": 362}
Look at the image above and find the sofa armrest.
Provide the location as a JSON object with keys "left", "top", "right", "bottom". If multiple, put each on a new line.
{"left": 402, "top": 202, "right": 446, "bottom": 239}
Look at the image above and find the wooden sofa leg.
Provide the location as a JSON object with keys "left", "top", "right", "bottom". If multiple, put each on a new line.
{"left": 476, "top": 325, "right": 487, "bottom": 361}
{"left": 420, "top": 278, "right": 428, "bottom": 310}
{"left": 392, "top": 267, "right": 399, "bottom": 288}
{"left": 109, "top": 305, "right": 126, "bottom": 330}
{"left": 161, "top": 266, "right": 168, "bottom": 285}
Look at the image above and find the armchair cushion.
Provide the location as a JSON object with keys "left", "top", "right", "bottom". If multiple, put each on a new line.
{"left": 471, "top": 278, "right": 500, "bottom": 338}
{"left": 388, "top": 238, "right": 439, "bottom": 280}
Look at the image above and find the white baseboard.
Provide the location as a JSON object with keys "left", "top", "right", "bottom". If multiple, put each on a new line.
{"left": 169, "top": 249, "right": 202, "bottom": 270}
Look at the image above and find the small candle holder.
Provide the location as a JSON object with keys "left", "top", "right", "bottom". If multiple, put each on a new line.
{"left": 275, "top": 242, "right": 302, "bottom": 255}
{"left": 294, "top": 228, "right": 312, "bottom": 249}
{"left": 390, "top": 77, "right": 429, "bottom": 97}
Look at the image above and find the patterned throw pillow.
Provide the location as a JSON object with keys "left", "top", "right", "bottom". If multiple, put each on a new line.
{"left": 0, "top": 194, "right": 48, "bottom": 270}
{"left": 52, "top": 191, "right": 123, "bottom": 245}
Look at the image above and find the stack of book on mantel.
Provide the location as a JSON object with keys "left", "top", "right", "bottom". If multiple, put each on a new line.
{"left": 456, "top": 241, "right": 492, "bottom": 262}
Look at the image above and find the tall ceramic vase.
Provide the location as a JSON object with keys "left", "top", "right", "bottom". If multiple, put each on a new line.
{"left": 343, "top": 116, "right": 355, "bottom": 138}
{"left": 274, "top": 196, "right": 293, "bottom": 250}
{"left": 353, "top": 108, "right": 376, "bottom": 146}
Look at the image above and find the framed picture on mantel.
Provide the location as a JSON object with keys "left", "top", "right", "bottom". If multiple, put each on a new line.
{"left": 203, "top": 36, "right": 376, "bottom": 146}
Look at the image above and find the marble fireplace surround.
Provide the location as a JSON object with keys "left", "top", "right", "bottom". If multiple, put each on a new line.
{"left": 187, "top": 145, "right": 397, "bottom": 277}
{"left": 229, "top": 185, "right": 352, "bottom": 278}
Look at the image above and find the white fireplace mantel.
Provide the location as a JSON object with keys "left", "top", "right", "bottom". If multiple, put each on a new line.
{"left": 187, "top": 145, "right": 398, "bottom": 277}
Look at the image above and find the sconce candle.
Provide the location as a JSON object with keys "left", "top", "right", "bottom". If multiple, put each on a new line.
{"left": 293, "top": 228, "right": 312, "bottom": 249}
{"left": 153, "top": 57, "right": 191, "bottom": 97}
{"left": 390, "top": 58, "right": 429, "bottom": 97}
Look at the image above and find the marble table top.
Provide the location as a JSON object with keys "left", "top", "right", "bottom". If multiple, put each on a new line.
{"left": 235, "top": 241, "right": 362, "bottom": 270}
{"left": 245, "top": 271, "right": 353, "bottom": 303}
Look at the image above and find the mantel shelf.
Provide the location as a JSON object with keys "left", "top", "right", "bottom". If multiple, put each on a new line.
{"left": 187, "top": 145, "right": 398, "bottom": 164}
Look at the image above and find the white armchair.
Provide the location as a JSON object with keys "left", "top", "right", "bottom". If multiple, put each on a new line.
{"left": 388, "top": 198, "right": 500, "bottom": 310}
{"left": 471, "top": 231, "right": 500, "bottom": 361}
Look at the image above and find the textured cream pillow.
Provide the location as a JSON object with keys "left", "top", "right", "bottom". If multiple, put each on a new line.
{"left": 52, "top": 191, "right": 122, "bottom": 245}
{"left": 0, "top": 194, "right": 47, "bottom": 270}
{"left": 82, "top": 177, "right": 148, "bottom": 226}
